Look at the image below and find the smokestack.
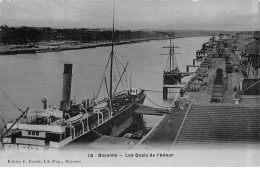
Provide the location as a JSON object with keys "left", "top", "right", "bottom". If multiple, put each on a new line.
{"left": 82, "top": 100, "right": 86, "bottom": 109}
{"left": 62, "top": 64, "right": 73, "bottom": 110}
{"left": 86, "top": 99, "right": 90, "bottom": 109}
{"left": 41, "top": 98, "right": 47, "bottom": 109}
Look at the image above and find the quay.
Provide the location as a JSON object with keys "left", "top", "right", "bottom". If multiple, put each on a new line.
{"left": 135, "top": 33, "right": 260, "bottom": 150}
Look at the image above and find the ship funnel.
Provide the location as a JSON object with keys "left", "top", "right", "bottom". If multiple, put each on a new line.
{"left": 62, "top": 64, "right": 73, "bottom": 110}
{"left": 82, "top": 100, "right": 86, "bottom": 109}
{"left": 41, "top": 98, "right": 47, "bottom": 109}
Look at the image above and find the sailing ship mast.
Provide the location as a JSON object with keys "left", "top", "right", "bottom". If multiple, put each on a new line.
{"left": 162, "top": 33, "right": 183, "bottom": 99}
{"left": 169, "top": 37, "right": 172, "bottom": 71}
{"left": 94, "top": 2, "right": 128, "bottom": 107}
{"left": 109, "top": 2, "right": 116, "bottom": 110}
{"left": 162, "top": 34, "right": 180, "bottom": 72}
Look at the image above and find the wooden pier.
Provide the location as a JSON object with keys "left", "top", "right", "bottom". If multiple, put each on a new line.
{"left": 186, "top": 65, "right": 199, "bottom": 72}
{"left": 134, "top": 104, "right": 172, "bottom": 116}
{"left": 163, "top": 73, "right": 193, "bottom": 99}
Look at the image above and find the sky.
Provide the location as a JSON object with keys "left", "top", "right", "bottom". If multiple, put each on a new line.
{"left": 0, "top": 0, "right": 260, "bottom": 31}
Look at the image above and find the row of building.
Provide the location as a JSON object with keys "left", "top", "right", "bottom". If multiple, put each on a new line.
{"left": 195, "top": 32, "right": 260, "bottom": 104}
{"left": 230, "top": 32, "right": 260, "bottom": 104}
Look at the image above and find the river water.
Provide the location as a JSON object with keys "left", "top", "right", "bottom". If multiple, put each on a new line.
{"left": 0, "top": 36, "right": 209, "bottom": 140}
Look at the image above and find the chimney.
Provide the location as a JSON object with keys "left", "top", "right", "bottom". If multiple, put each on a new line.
{"left": 82, "top": 100, "right": 86, "bottom": 109}
{"left": 62, "top": 64, "right": 73, "bottom": 110}
{"left": 41, "top": 98, "right": 47, "bottom": 109}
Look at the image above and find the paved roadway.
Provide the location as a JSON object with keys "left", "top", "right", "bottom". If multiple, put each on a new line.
{"left": 222, "top": 49, "right": 244, "bottom": 103}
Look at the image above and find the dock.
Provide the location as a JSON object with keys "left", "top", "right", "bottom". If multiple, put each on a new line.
{"left": 134, "top": 105, "right": 189, "bottom": 150}
{"left": 134, "top": 36, "right": 260, "bottom": 150}
{"left": 134, "top": 104, "right": 172, "bottom": 116}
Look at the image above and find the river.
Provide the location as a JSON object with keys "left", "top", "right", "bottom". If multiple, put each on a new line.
{"left": 0, "top": 36, "right": 209, "bottom": 142}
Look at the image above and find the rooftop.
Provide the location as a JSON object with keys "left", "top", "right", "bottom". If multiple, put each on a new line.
{"left": 245, "top": 39, "right": 260, "bottom": 55}
{"left": 175, "top": 104, "right": 260, "bottom": 146}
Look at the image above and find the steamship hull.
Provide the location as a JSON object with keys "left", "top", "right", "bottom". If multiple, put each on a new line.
{"left": 2, "top": 91, "right": 146, "bottom": 152}
{"left": 94, "top": 94, "right": 145, "bottom": 135}
{"left": 71, "top": 92, "right": 146, "bottom": 144}
{"left": 2, "top": 64, "right": 147, "bottom": 152}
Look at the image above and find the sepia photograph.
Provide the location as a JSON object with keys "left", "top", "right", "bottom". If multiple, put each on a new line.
{"left": 0, "top": 0, "right": 260, "bottom": 167}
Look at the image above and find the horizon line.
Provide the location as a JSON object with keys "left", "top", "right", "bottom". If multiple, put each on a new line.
{"left": 0, "top": 24, "right": 258, "bottom": 32}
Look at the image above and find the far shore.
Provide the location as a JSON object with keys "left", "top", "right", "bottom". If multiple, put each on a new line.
{"left": 0, "top": 37, "right": 168, "bottom": 55}
{"left": 0, "top": 35, "right": 205, "bottom": 55}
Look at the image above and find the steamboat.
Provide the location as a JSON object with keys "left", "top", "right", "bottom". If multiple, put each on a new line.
{"left": 1, "top": 8, "right": 146, "bottom": 152}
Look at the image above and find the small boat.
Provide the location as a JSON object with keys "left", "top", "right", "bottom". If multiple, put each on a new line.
{"left": 122, "top": 133, "right": 133, "bottom": 139}
{"left": 131, "top": 130, "right": 143, "bottom": 140}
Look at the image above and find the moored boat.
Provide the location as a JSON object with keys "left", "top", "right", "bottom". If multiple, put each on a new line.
{"left": 163, "top": 37, "right": 183, "bottom": 85}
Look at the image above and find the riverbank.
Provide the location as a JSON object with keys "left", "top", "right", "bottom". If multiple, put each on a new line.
{"left": 0, "top": 35, "right": 208, "bottom": 55}
{"left": 0, "top": 38, "right": 168, "bottom": 55}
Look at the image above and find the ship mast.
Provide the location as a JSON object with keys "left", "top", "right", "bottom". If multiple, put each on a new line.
{"left": 162, "top": 33, "right": 180, "bottom": 72}
{"left": 109, "top": 2, "right": 115, "bottom": 110}
{"left": 169, "top": 37, "right": 172, "bottom": 71}
{"left": 1, "top": 107, "right": 29, "bottom": 142}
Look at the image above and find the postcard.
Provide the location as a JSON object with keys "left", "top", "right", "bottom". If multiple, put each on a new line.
{"left": 0, "top": 0, "right": 260, "bottom": 167}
